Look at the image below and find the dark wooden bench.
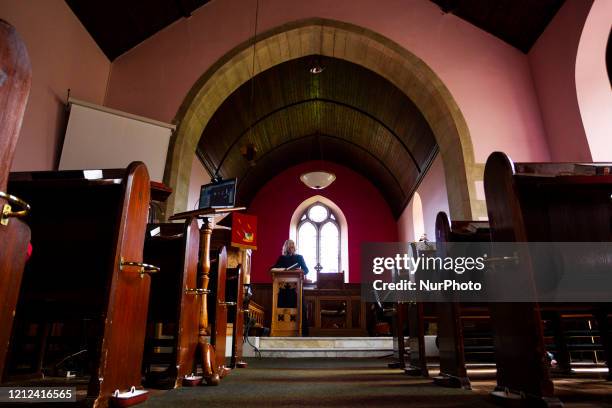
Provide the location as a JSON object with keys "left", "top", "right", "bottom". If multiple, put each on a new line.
{"left": 6, "top": 163, "right": 152, "bottom": 407}
{"left": 403, "top": 243, "right": 436, "bottom": 377}
{"left": 226, "top": 265, "right": 249, "bottom": 368}
{"left": 212, "top": 226, "right": 250, "bottom": 368}
{"left": 208, "top": 246, "right": 231, "bottom": 380}
{"left": 142, "top": 220, "right": 200, "bottom": 388}
{"left": 433, "top": 212, "right": 493, "bottom": 389}
{"left": 484, "top": 152, "right": 612, "bottom": 405}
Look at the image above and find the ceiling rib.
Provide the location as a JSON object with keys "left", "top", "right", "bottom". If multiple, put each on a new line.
{"left": 236, "top": 133, "right": 406, "bottom": 193}
{"left": 207, "top": 98, "right": 422, "bottom": 174}
{"left": 198, "top": 56, "right": 438, "bottom": 217}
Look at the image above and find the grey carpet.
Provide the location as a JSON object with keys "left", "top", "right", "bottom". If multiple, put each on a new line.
{"left": 141, "top": 358, "right": 498, "bottom": 408}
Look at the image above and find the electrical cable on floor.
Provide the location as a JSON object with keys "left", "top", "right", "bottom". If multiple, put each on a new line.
{"left": 244, "top": 316, "right": 262, "bottom": 358}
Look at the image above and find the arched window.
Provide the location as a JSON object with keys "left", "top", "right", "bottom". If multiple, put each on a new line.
{"left": 412, "top": 192, "right": 425, "bottom": 241}
{"left": 297, "top": 202, "right": 341, "bottom": 277}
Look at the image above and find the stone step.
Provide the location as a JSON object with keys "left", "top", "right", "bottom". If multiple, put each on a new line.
{"left": 232, "top": 336, "right": 439, "bottom": 358}
{"left": 257, "top": 337, "right": 393, "bottom": 357}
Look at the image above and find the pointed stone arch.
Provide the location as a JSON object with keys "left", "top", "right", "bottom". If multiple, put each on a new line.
{"left": 166, "top": 18, "right": 481, "bottom": 220}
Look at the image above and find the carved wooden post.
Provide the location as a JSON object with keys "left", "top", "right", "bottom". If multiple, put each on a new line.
{"left": 199, "top": 218, "right": 213, "bottom": 336}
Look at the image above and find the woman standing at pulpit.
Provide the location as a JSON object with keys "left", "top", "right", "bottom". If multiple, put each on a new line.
{"left": 273, "top": 239, "right": 309, "bottom": 335}
{"left": 273, "top": 239, "right": 309, "bottom": 274}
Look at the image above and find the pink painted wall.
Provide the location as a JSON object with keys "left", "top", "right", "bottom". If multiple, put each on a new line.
{"left": 247, "top": 161, "right": 397, "bottom": 284}
{"left": 528, "top": 0, "right": 593, "bottom": 162}
{"left": 105, "top": 0, "right": 551, "bottom": 164}
{"left": 397, "top": 192, "right": 424, "bottom": 242}
{"left": 0, "top": 0, "right": 110, "bottom": 171}
{"left": 186, "top": 155, "right": 211, "bottom": 211}
{"left": 398, "top": 155, "right": 450, "bottom": 243}
{"left": 576, "top": 0, "right": 612, "bottom": 161}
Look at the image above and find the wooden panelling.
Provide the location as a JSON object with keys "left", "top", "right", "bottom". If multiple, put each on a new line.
{"left": 251, "top": 283, "right": 273, "bottom": 329}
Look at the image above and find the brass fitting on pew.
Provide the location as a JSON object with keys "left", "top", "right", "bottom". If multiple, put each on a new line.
{"left": 0, "top": 191, "right": 31, "bottom": 226}
{"left": 218, "top": 301, "right": 237, "bottom": 306}
{"left": 184, "top": 288, "right": 210, "bottom": 295}
{"left": 120, "top": 259, "right": 160, "bottom": 278}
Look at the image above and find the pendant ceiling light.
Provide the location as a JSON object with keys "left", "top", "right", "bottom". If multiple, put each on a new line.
{"left": 300, "top": 171, "right": 336, "bottom": 190}
{"left": 308, "top": 24, "right": 325, "bottom": 75}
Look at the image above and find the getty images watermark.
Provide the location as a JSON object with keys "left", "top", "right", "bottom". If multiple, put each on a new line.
{"left": 371, "top": 249, "right": 486, "bottom": 292}
{"left": 361, "top": 241, "right": 612, "bottom": 303}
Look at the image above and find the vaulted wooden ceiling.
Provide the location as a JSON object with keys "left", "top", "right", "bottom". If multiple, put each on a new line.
{"left": 66, "top": 0, "right": 564, "bottom": 60}
{"left": 197, "top": 56, "right": 438, "bottom": 217}
{"left": 431, "top": 0, "right": 565, "bottom": 53}
{"left": 65, "top": 0, "right": 211, "bottom": 60}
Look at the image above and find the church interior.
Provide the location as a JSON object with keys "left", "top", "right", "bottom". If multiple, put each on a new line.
{"left": 1, "top": 0, "right": 611, "bottom": 407}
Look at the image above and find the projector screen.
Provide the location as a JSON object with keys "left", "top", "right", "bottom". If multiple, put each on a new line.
{"left": 59, "top": 98, "right": 175, "bottom": 182}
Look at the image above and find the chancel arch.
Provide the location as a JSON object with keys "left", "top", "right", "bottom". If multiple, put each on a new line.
{"left": 166, "top": 18, "right": 481, "bottom": 221}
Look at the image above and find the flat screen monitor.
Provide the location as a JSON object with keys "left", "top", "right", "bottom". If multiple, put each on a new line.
{"left": 199, "top": 178, "right": 237, "bottom": 209}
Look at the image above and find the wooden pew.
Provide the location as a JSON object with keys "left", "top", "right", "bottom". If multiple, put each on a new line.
{"left": 6, "top": 163, "right": 152, "bottom": 408}
{"left": 247, "top": 300, "right": 266, "bottom": 335}
{"left": 403, "top": 242, "right": 435, "bottom": 377}
{"left": 435, "top": 211, "right": 608, "bottom": 393}
{"left": 510, "top": 160, "right": 612, "bottom": 377}
{"left": 142, "top": 220, "right": 200, "bottom": 388}
{"left": 433, "top": 212, "right": 493, "bottom": 389}
{"left": 208, "top": 246, "right": 232, "bottom": 379}
{"left": 405, "top": 302, "right": 429, "bottom": 377}
{"left": 226, "top": 265, "right": 249, "bottom": 368}
{"left": 394, "top": 303, "right": 409, "bottom": 369}
{"left": 0, "top": 19, "right": 32, "bottom": 381}
{"left": 212, "top": 227, "right": 250, "bottom": 368}
{"left": 483, "top": 152, "right": 612, "bottom": 405}
{"left": 169, "top": 207, "right": 244, "bottom": 385}
{"left": 383, "top": 300, "right": 408, "bottom": 370}
{"left": 377, "top": 255, "right": 413, "bottom": 372}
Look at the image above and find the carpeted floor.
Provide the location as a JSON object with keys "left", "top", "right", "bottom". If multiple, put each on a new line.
{"left": 3, "top": 358, "right": 610, "bottom": 407}
{"left": 142, "top": 358, "right": 499, "bottom": 408}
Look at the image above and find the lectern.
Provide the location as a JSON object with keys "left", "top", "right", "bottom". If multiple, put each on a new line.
{"left": 270, "top": 269, "right": 304, "bottom": 337}
{"left": 169, "top": 206, "right": 244, "bottom": 385}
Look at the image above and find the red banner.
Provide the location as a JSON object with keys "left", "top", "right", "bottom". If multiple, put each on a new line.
{"left": 231, "top": 213, "right": 257, "bottom": 250}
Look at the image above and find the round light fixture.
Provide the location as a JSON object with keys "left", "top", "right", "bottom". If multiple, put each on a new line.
{"left": 309, "top": 63, "right": 325, "bottom": 74}
{"left": 300, "top": 171, "right": 336, "bottom": 189}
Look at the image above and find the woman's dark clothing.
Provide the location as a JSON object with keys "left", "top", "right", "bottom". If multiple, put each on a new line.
{"left": 273, "top": 254, "right": 309, "bottom": 274}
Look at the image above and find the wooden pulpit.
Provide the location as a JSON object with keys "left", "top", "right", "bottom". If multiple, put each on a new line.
{"left": 270, "top": 269, "right": 304, "bottom": 337}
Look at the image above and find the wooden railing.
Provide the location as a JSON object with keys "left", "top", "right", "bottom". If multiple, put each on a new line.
{"left": 248, "top": 301, "right": 265, "bottom": 329}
